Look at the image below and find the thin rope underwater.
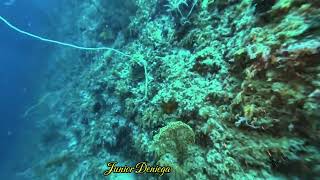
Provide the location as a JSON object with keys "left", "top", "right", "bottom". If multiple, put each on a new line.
{"left": 0, "top": 15, "right": 131, "bottom": 58}
{"left": 0, "top": 15, "right": 149, "bottom": 102}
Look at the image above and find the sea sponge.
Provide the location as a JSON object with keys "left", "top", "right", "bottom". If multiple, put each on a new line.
{"left": 152, "top": 121, "right": 195, "bottom": 163}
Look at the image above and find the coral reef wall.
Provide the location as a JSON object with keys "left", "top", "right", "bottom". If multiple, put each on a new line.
{"left": 29, "top": 0, "right": 320, "bottom": 179}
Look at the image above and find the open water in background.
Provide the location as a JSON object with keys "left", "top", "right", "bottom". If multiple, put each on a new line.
{"left": 0, "top": 0, "right": 63, "bottom": 179}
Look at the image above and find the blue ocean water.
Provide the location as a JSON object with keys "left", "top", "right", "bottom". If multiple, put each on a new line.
{"left": 0, "top": 1, "right": 61, "bottom": 179}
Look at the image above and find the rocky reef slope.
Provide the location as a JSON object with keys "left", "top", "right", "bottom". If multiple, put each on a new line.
{"left": 28, "top": 0, "right": 320, "bottom": 179}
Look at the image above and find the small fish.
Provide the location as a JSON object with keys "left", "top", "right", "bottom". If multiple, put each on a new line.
{"left": 3, "top": 0, "right": 15, "bottom": 6}
{"left": 7, "top": 130, "right": 12, "bottom": 136}
{"left": 309, "top": 89, "right": 320, "bottom": 99}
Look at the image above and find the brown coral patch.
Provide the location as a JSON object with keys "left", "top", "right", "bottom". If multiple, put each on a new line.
{"left": 192, "top": 56, "right": 221, "bottom": 76}
{"left": 161, "top": 100, "right": 179, "bottom": 114}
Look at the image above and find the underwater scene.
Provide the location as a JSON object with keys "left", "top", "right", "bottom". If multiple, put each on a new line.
{"left": 0, "top": 0, "right": 320, "bottom": 179}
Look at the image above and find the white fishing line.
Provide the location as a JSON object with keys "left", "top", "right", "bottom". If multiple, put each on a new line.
{"left": 0, "top": 15, "right": 130, "bottom": 58}
{"left": 0, "top": 15, "right": 149, "bottom": 102}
